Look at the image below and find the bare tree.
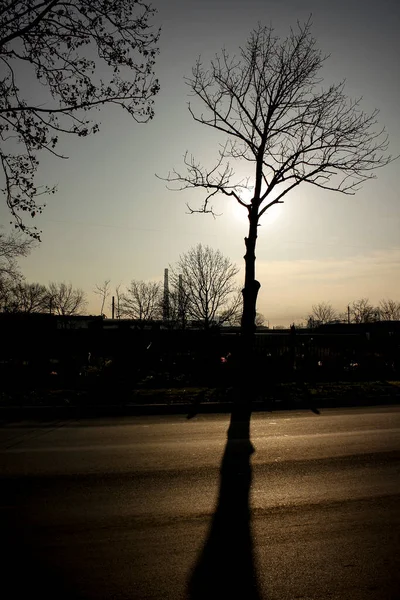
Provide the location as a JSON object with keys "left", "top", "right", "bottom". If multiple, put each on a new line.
{"left": 255, "top": 312, "right": 266, "bottom": 327}
{"left": 5, "top": 281, "right": 48, "bottom": 312}
{"left": 378, "top": 298, "right": 400, "bottom": 321}
{"left": 0, "top": 275, "right": 18, "bottom": 312}
{"left": 171, "top": 244, "right": 239, "bottom": 329}
{"left": 216, "top": 288, "right": 243, "bottom": 326}
{"left": 1, "top": 0, "right": 160, "bottom": 238}
{"left": 162, "top": 20, "right": 393, "bottom": 338}
{"left": 0, "top": 228, "right": 34, "bottom": 278}
{"left": 164, "top": 286, "right": 191, "bottom": 329}
{"left": 47, "top": 281, "right": 87, "bottom": 315}
{"left": 114, "top": 284, "right": 122, "bottom": 319}
{"left": 308, "top": 301, "right": 338, "bottom": 325}
{"left": 94, "top": 279, "right": 111, "bottom": 316}
{"left": 0, "top": 228, "right": 35, "bottom": 309}
{"left": 349, "top": 298, "right": 376, "bottom": 323}
{"left": 119, "top": 280, "right": 162, "bottom": 322}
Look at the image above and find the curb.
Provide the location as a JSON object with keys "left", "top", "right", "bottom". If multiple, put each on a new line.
{"left": 1, "top": 395, "right": 399, "bottom": 421}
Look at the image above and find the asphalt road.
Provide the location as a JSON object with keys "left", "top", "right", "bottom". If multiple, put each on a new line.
{"left": 1, "top": 406, "right": 399, "bottom": 599}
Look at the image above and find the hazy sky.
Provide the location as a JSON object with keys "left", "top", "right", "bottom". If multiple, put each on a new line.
{"left": 3, "top": 0, "right": 400, "bottom": 326}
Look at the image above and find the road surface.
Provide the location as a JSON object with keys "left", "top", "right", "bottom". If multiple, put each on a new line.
{"left": 1, "top": 405, "right": 399, "bottom": 599}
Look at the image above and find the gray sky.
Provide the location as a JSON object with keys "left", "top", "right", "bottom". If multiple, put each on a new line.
{"left": 3, "top": 0, "right": 400, "bottom": 325}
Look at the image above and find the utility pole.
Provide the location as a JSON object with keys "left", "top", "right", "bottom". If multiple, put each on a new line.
{"left": 112, "top": 296, "right": 115, "bottom": 319}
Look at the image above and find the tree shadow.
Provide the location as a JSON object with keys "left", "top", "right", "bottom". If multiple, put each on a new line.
{"left": 187, "top": 402, "right": 262, "bottom": 599}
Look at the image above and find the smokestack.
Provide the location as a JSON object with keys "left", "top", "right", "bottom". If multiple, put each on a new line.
{"left": 163, "top": 268, "right": 170, "bottom": 320}
{"left": 178, "top": 274, "right": 184, "bottom": 327}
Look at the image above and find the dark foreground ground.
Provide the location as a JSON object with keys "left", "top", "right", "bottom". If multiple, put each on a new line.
{"left": 1, "top": 406, "right": 399, "bottom": 599}
{"left": 1, "top": 380, "right": 400, "bottom": 420}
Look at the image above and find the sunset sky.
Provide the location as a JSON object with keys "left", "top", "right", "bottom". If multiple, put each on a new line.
{"left": 2, "top": 0, "right": 399, "bottom": 326}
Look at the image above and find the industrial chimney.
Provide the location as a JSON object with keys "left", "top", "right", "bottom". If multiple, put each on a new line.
{"left": 163, "top": 268, "right": 170, "bottom": 320}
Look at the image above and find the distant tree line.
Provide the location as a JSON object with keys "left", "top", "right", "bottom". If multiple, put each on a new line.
{"left": 0, "top": 242, "right": 245, "bottom": 325}
{"left": 1, "top": 280, "right": 87, "bottom": 315}
{"left": 3, "top": 233, "right": 399, "bottom": 327}
{"left": 308, "top": 299, "right": 400, "bottom": 326}
{"left": 0, "top": 228, "right": 87, "bottom": 315}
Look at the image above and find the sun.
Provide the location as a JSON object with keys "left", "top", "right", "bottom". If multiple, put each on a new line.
{"left": 228, "top": 193, "right": 283, "bottom": 227}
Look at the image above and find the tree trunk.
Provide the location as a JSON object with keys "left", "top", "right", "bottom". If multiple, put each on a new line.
{"left": 238, "top": 211, "right": 261, "bottom": 406}
{"left": 241, "top": 212, "right": 260, "bottom": 339}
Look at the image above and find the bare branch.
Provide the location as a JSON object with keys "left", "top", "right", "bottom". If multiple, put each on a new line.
{"left": 308, "top": 301, "right": 338, "bottom": 325}
{"left": 349, "top": 298, "right": 377, "bottom": 323}
{"left": 378, "top": 298, "right": 400, "bottom": 321}
{"left": 119, "top": 280, "right": 162, "bottom": 321}
{"left": 162, "top": 21, "right": 394, "bottom": 221}
{"left": 94, "top": 278, "right": 111, "bottom": 316}
{"left": 0, "top": 228, "right": 34, "bottom": 309}
{"left": 47, "top": 281, "right": 87, "bottom": 315}
{"left": 0, "top": 0, "right": 160, "bottom": 237}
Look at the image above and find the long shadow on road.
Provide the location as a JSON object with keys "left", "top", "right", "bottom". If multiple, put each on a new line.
{"left": 187, "top": 402, "right": 262, "bottom": 599}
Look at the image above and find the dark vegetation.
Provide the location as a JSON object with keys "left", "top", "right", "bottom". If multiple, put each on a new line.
{"left": 1, "top": 313, "right": 400, "bottom": 411}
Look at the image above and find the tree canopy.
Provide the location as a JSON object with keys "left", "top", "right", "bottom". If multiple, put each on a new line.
{"left": 170, "top": 244, "right": 240, "bottom": 328}
{"left": 308, "top": 301, "right": 338, "bottom": 325}
{"left": 119, "top": 280, "right": 162, "bottom": 322}
{"left": 0, "top": 0, "right": 160, "bottom": 238}
{"left": 47, "top": 281, "right": 87, "bottom": 315}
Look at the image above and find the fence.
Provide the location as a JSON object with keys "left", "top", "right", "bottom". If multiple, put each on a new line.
{"left": 1, "top": 315, "right": 400, "bottom": 392}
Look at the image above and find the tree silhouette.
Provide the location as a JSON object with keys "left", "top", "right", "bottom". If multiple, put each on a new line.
{"left": 378, "top": 299, "right": 400, "bottom": 321}
{"left": 309, "top": 301, "right": 338, "bottom": 325}
{"left": 6, "top": 282, "right": 48, "bottom": 313}
{"left": 119, "top": 280, "right": 162, "bottom": 322}
{"left": 94, "top": 279, "right": 111, "bottom": 316}
{"left": 171, "top": 244, "right": 239, "bottom": 329}
{"left": 0, "top": 229, "right": 34, "bottom": 309}
{"left": 162, "top": 20, "right": 393, "bottom": 339}
{"left": 47, "top": 281, "right": 87, "bottom": 315}
{"left": 349, "top": 298, "right": 376, "bottom": 323}
{"left": 0, "top": 0, "right": 160, "bottom": 238}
